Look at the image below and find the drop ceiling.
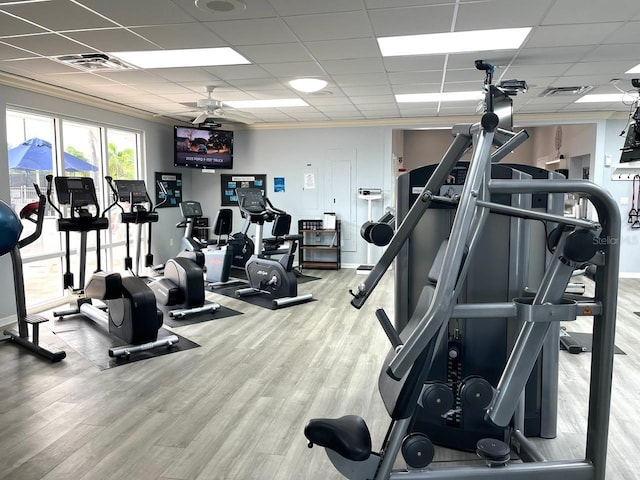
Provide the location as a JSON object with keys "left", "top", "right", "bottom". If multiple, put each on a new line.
{"left": 1, "top": 0, "right": 639, "bottom": 126}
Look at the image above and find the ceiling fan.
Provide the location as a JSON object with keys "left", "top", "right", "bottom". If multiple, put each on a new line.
{"left": 181, "top": 85, "right": 255, "bottom": 125}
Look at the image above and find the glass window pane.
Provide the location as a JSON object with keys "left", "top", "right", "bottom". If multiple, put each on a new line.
{"left": 23, "top": 257, "right": 64, "bottom": 304}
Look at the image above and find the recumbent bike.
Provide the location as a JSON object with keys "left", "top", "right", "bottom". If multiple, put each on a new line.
{"left": 235, "top": 187, "right": 312, "bottom": 308}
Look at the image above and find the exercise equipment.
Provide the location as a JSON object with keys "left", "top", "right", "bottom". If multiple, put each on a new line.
{"left": 305, "top": 63, "right": 619, "bottom": 480}
{"left": 104, "top": 182, "right": 218, "bottom": 319}
{"left": 235, "top": 187, "right": 313, "bottom": 308}
{"left": 47, "top": 175, "right": 178, "bottom": 358}
{"left": 356, "top": 187, "right": 383, "bottom": 273}
{"left": 178, "top": 200, "right": 234, "bottom": 285}
{"left": 360, "top": 210, "right": 395, "bottom": 247}
{"left": 1, "top": 184, "right": 66, "bottom": 361}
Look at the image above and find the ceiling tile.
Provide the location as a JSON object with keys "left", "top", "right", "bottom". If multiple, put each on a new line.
{"left": 388, "top": 71, "right": 443, "bottom": 85}
{"left": 456, "top": 0, "right": 553, "bottom": 30}
{"left": 517, "top": 46, "right": 593, "bottom": 65}
{"left": 4, "top": 57, "right": 83, "bottom": 74}
{"left": 541, "top": 0, "right": 640, "bottom": 24}
{"left": 320, "top": 57, "right": 385, "bottom": 75}
{"left": 446, "top": 53, "right": 515, "bottom": 70}
{"left": 340, "top": 85, "right": 393, "bottom": 96}
{"left": 74, "top": 0, "right": 197, "bottom": 26}
{"left": 171, "top": 0, "right": 278, "bottom": 21}
{"left": 331, "top": 72, "right": 390, "bottom": 86}
{"left": 603, "top": 21, "right": 640, "bottom": 44}
{"left": 502, "top": 63, "right": 570, "bottom": 79}
{"left": 368, "top": 4, "right": 454, "bottom": 37}
{"left": 204, "top": 64, "right": 271, "bottom": 80}
{"left": 44, "top": 72, "right": 121, "bottom": 87}
{"left": 93, "top": 69, "right": 169, "bottom": 84}
{"left": 581, "top": 44, "right": 640, "bottom": 63}
{"left": 526, "top": 23, "right": 623, "bottom": 48}
{"left": 304, "top": 38, "right": 380, "bottom": 61}
{"left": 365, "top": 0, "right": 448, "bottom": 7}
{"left": 284, "top": 12, "right": 373, "bottom": 41}
{"left": 383, "top": 56, "right": 445, "bottom": 73}
{"left": 350, "top": 95, "right": 395, "bottom": 105}
{"left": 204, "top": 18, "right": 298, "bottom": 45}
{"left": 3, "top": 0, "right": 117, "bottom": 31}
{"left": 564, "top": 60, "right": 636, "bottom": 77}
{"left": 235, "top": 43, "right": 313, "bottom": 64}
{"left": 0, "top": 11, "right": 47, "bottom": 36}
{"left": 65, "top": 28, "right": 158, "bottom": 52}
{"left": 0, "top": 41, "right": 39, "bottom": 60}
{"left": 131, "top": 23, "right": 226, "bottom": 49}
{"left": 261, "top": 61, "right": 325, "bottom": 77}
{"left": 392, "top": 84, "right": 441, "bottom": 95}
{"left": 3, "top": 33, "right": 95, "bottom": 57}
{"left": 153, "top": 67, "right": 221, "bottom": 83}
{"left": 268, "top": 0, "right": 363, "bottom": 15}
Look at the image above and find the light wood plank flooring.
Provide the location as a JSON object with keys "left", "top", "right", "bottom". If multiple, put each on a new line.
{"left": 0, "top": 269, "right": 638, "bottom": 479}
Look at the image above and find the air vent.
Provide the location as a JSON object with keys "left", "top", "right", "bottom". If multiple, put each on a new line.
{"left": 56, "top": 53, "right": 131, "bottom": 71}
{"left": 540, "top": 86, "right": 593, "bottom": 97}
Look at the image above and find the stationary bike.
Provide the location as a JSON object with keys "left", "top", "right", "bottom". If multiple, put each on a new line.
{"left": 235, "top": 187, "right": 312, "bottom": 308}
{"left": 47, "top": 175, "right": 178, "bottom": 358}
{"left": 0, "top": 183, "right": 66, "bottom": 361}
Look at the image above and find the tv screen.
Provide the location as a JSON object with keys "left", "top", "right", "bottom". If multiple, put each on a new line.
{"left": 174, "top": 126, "right": 233, "bottom": 170}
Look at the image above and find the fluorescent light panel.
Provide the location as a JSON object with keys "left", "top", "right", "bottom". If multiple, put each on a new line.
{"left": 109, "top": 47, "right": 250, "bottom": 69}
{"left": 626, "top": 63, "right": 640, "bottom": 74}
{"left": 378, "top": 27, "right": 531, "bottom": 57}
{"left": 396, "top": 91, "right": 484, "bottom": 103}
{"left": 575, "top": 93, "right": 639, "bottom": 103}
{"left": 224, "top": 99, "right": 308, "bottom": 108}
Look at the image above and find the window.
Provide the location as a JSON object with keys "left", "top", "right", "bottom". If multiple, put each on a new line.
{"left": 6, "top": 109, "right": 143, "bottom": 308}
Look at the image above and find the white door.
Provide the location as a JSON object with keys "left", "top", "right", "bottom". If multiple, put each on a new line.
{"left": 327, "top": 148, "right": 356, "bottom": 252}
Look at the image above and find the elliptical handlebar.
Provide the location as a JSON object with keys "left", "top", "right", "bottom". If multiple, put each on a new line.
{"left": 17, "top": 183, "right": 46, "bottom": 250}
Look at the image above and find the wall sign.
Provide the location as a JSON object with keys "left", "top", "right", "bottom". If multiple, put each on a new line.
{"left": 155, "top": 172, "right": 182, "bottom": 208}
{"left": 220, "top": 174, "right": 267, "bottom": 206}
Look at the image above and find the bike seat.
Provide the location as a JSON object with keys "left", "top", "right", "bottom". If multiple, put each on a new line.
{"left": 304, "top": 415, "right": 371, "bottom": 461}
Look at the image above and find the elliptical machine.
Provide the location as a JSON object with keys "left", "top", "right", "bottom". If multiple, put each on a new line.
{"left": 47, "top": 175, "right": 178, "bottom": 358}
{"left": 235, "top": 187, "right": 312, "bottom": 308}
{"left": 0, "top": 183, "right": 66, "bottom": 361}
{"left": 104, "top": 178, "right": 218, "bottom": 320}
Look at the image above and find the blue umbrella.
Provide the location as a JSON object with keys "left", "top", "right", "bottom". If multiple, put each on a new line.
{"left": 8, "top": 137, "right": 98, "bottom": 172}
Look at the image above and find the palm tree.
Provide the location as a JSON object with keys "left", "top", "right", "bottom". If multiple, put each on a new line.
{"left": 107, "top": 142, "right": 135, "bottom": 179}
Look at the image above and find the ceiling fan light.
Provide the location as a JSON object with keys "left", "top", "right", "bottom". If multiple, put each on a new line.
{"left": 289, "top": 78, "right": 328, "bottom": 93}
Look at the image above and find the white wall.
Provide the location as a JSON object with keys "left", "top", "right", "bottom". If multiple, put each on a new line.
{"left": 189, "top": 126, "right": 394, "bottom": 267}
{"left": 0, "top": 83, "right": 179, "bottom": 320}
{"left": 596, "top": 118, "right": 640, "bottom": 276}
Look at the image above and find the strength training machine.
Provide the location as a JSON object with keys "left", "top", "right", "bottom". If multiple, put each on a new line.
{"left": 304, "top": 61, "right": 619, "bottom": 480}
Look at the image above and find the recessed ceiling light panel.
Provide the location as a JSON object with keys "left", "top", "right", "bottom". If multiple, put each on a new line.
{"left": 109, "top": 47, "right": 250, "bottom": 69}
{"left": 289, "top": 78, "right": 328, "bottom": 93}
{"left": 626, "top": 63, "right": 640, "bottom": 74}
{"left": 396, "top": 91, "right": 484, "bottom": 103}
{"left": 378, "top": 27, "right": 531, "bottom": 57}
{"left": 575, "top": 93, "right": 639, "bottom": 103}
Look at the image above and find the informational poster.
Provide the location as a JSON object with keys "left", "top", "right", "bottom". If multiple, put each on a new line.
{"left": 155, "top": 172, "right": 182, "bottom": 208}
{"left": 274, "top": 177, "right": 285, "bottom": 192}
{"left": 220, "top": 174, "right": 267, "bottom": 206}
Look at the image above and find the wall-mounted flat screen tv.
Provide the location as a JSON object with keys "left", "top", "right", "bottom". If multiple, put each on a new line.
{"left": 174, "top": 126, "right": 233, "bottom": 170}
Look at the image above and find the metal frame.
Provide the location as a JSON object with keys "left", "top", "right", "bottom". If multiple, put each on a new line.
{"left": 311, "top": 109, "right": 619, "bottom": 479}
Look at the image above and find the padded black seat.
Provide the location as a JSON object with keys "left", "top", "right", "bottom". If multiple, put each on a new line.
{"left": 304, "top": 415, "right": 372, "bottom": 461}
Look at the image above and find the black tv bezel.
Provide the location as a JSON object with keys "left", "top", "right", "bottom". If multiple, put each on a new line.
{"left": 173, "top": 125, "right": 234, "bottom": 170}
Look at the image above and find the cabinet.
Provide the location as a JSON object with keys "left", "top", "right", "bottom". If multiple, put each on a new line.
{"left": 298, "top": 219, "right": 341, "bottom": 270}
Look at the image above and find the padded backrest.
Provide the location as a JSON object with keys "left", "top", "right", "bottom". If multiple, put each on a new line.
{"left": 271, "top": 214, "right": 292, "bottom": 237}
{"left": 213, "top": 208, "right": 233, "bottom": 236}
{"left": 378, "top": 285, "right": 442, "bottom": 420}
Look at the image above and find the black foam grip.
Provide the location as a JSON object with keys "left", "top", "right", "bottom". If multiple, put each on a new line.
{"left": 481, "top": 112, "right": 500, "bottom": 132}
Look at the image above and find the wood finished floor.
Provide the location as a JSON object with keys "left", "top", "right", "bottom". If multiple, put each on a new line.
{"left": 0, "top": 269, "right": 638, "bottom": 479}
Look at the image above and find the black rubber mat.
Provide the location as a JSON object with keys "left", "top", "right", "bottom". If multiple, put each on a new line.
{"left": 159, "top": 301, "right": 243, "bottom": 328}
{"left": 560, "top": 331, "right": 625, "bottom": 355}
{"left": 211, "top": 282, "right": 316, "bottom": 310}
{"left": 49, "top": 315, "right": 199, "bottom": 370}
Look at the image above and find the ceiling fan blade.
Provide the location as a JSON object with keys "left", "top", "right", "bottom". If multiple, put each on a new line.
{"left": 180, "top": 102, "right": 198, "bottom": 109}
{"left": 192, "top": 112, "right": 209, "bottom": 124}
